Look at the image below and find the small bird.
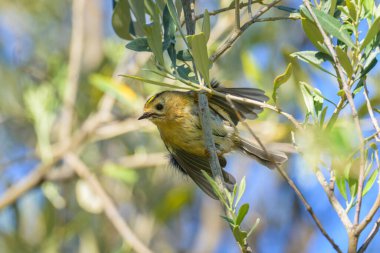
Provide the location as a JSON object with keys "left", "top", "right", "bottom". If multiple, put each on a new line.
{"left": 138, "top": 81, "right": 287, "bottom": 199}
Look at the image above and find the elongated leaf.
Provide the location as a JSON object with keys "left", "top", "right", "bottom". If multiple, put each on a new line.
{"left": 291, "top": 51, "right": 336, "bottom": 76}
{"left": 191, "top": 33, "right": 210, "bottom": 85}
{"left": 129, "top": 0, "right": 145, "bottom": 29}
{"left": 360, "top": 17, "right": 380, "bottom": 51}
{"left": 300, "top": 6, "right": 355, "bottom": 48}
{"left": 272, "top": 63, "right": 293, "bottom": 103}
{"left": 300, "top": 82, "right": 315, "bottom": 116}
{"left": 120, "top": 75, "right": 190, "bottom": 90}
{"left": 336, "top": 175, "right": 348, "bottom": 200}
{"left": 202, "top": 9, "right": 211, "bottom": 42}
{"left": 235, "top": 176, "right": 246, "bottom": 208}
{"left": 363, "top": 169, "right": 379, "bottom": 196}
{"left": 236, "top": 203, "right": 249, "bottom": 226}
{"left": 233, "top": 226, "right": 248, "bottom": 246}
{"left": 125, "top": 38, "right": 151, "bottom": 52}
{"left": 247, "top": 218, "right": 260, "bottom": 237}
{"left": 336, "top": 46, "right": 353, "bottom": 77}
{"left": 301, "top": 18, "right": 327, "bottom": 52}
{"left": 144, "top": 23, "right": 164, "bottom": 65}
{"left": 345, "top": 0, "right": 357, "bottom": 20}
{"left": 112, "top": 0, "right": 132, "bottom": 40}
{"left": 220, "top": 215, "right": 235, "bottom": 225}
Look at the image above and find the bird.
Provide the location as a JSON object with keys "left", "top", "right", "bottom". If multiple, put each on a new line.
{"left": 138, "top": 81, "right": 287, "bottom": 199}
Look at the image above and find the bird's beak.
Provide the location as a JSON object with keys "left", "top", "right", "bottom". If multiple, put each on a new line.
{"left": 138, "top": 112, "right": 151, "bottom": 120}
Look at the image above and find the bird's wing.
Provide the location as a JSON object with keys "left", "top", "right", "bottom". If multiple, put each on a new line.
{"left": 168, "top": 147, "right": 236, "bottom": 199}
{"left": 208, "top": 81, "right": 269, "bottom": 125}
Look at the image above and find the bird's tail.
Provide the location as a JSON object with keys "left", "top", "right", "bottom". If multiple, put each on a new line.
{"left": 237, "top": 138, "right": 288, "bottom": 169}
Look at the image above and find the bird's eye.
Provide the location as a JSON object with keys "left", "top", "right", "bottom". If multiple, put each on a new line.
{"left": 155, "top": 103, "right": 164, "bottom": 110}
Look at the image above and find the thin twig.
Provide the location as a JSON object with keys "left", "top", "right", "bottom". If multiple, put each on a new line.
{"left": 303, "top": 2, "right": 366, "bottom": 251}
{"left": 356, "top": 194, "right": 380, "bottom": 233}
{"left": 357, "top": 218, "right": 380, "bottom": 253}
{"left": 65, "top": 154, "right": 153, "bottom": 253}
{"left": 210, "top": 0, "right": 283, "bottom": 62}
{"left": 364, "top": 82, "right": 380, "bottom": 141}
{"left": 59, "top": 0, "right": 86, "bottom": 141}
{"left": 225, "top": 95, "right": 342, "bottom": 253}
{"left": 314, "top": 167, "right": 353, "bottom": 229}
{"left": 235, "top": 0, "right": 241, "bottom": 29}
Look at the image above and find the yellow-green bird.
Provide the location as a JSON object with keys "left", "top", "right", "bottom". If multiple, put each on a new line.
{"left": 138, "top": 81, "right": 287, "bottom": 199}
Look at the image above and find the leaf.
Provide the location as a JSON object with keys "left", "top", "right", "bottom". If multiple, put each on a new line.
{"left": 202, "top": 9, "right": 211, "bottom": 42}
{"left": 320, "top": 106, "right": 328, "bottom": 127}
{"left": 190, "top": 33, "right": 211, "bottom": 85}
{"left": 177, "top": 64, "right": 197, "bottom": 83}
{"left": 300, "top": 6, "right": 355, "bottom": 48}
{"left": 163, "top": 4, "right": 176, "bottom": 48}
{"left": 336, "top": 46, "right": 353, "bottom": 77}
{"left": 336, "top": 175, "right": 348, "bottom": 200}
{"left": 120, "top": 74, "right": 190, "bottom": 90}
{"left": 329, "top": 0, "right": 338, "bottom": 15}
{"left": 235, "top": 176, "right": 246, "bottom": 208}
{"left": 345, "top": 0, "right": 357, "bottom": 20}
{"left": 201, "top": 170, "right": 224, "bottom": 203}
{"left": 360, "top": 17, "right": 380, "bottom": 51}
{"left": 112, "top": 0, "right": 132, "bottom": 40}
{"left": 363, "top": 169, "right": 379, "bottom": 196}
{"left": 144, "top": 22, "right": 164, "bottom": 66}
{"left": 129, "top": 0, "right": 145, "bottom": 29}
{"left": 301, "top": 18, "right": 327, "bottom": 52}
{"left": 272, "top": 63, "right": 293, "bottom": 103}
{"left": 125, "top": 38, "right": 151, "bottom": 52}
{"left": 233, "top": 226, "right": 248, "bottom": 246}
{"left": 90, "top": 74, "right": 137, "bottom": 105}
{"left": 290, "top": 51, "right": 336, "bottom": 76}
{"left": 236, "top": 203, "right": 249, "bottom": 226}
{"left": 300, "top": 82, "right": 315, "bottom": 116}
{"left": 177, "top": 50, "right": 193, "bottom": 61}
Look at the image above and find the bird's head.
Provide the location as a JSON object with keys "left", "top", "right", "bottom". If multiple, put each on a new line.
{"left": 138, "top": 91, "right": 169, "bottom": 124}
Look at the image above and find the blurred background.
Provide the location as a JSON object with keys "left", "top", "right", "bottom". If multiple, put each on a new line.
{"left": 0, "top": 0, "right": 379, "bottom": 252}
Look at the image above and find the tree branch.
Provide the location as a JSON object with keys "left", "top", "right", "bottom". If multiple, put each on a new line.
{"left": 65, "top": 153, "right": 153, "bottom": 253}
{"left": 59, "top": 0, "right": 86, "bottom": 141}
{"left": 225, "top": 95, "right": 342, "bottom": 253}
{"left": 210, "top": 0, "right": 283, "bottom": 62}
{"left": 357, "top": 218, "right": 380, "bottom": 253}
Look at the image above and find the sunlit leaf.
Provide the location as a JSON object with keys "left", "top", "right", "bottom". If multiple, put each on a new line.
{"left": 190, "top": 33, "right": 210, "bottom": 85}
{"left": 272, "top": 63, "right": 293, "bottom": 103}
{"left": 290, "top": 51, "right": 336, "bottom": 76}
{"left": 301, "top": 18, "right": 327, "bottom": 52}
{"left": 336, "top": 46, "right": 353, "bottom": 77}
{"left": 363, "top": 169, "right": 379, "bottom": 196}
{"left": 336, "top": 175, "right": 348, "bottom": 201}
{"left": 202, "top": 9, "right": 210, "bottom": 42}
{"left": 300, "top": 6, "right": 355, "bottom": 48}
{"left": 235, "top": 176, "right": 246, "bottom": 208}
{"left": 360, "top": 16, "right": 380, "bottom": 51}
{"left": 236, "top": 203, "right": 249, "bottom": 226}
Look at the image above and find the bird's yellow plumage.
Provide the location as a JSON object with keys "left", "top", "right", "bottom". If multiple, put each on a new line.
{"left": 138, "top": 82, "right": 287, "bottom": 199}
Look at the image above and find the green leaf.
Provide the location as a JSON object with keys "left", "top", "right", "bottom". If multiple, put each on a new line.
{"left": 120, "top": 75, "right": 190, "bottom": 90}
{"left": 290, "top": 51, "right": 336, "bottom": 76}
{"left": 345, "top": 0, "right": 357, "bottom": 20}
{"left": 167, "top": 0, "right": 189, "bottom": 47}
{"left": 336, "top": 46, "right": 353, "bottom": 77}
{"left": 177, "top": 50, "right": 193, "bottom": 61}
{"left": 300, "top": 82, "right": 315, "bottom": 116}
{"left": 336, "top": 175, "right": 348, "bottom": 200}
{"left": 144, "top": 22, "right": 164, "bottom": 66}
{"left": 129, "top": 0, "right": 145, "bottom": 30}
{"left": 112, "top": 0, "right": 132, "bottom": 40}
{"left": 360, "top": 17, "right": 380, "bottom": 51}
{"left": 190, "top": 33, "right": 211, "bottom": 85}
{"left": 300, "top": 6, "right": 355, "bottom": 48}
{"left": 320, "top": 106, "right": 328, "bottom": 127}
{"left": 272, "top": 63, "right": 293, "bottom": 103}
{"left": 236, "top": 203, "right": 249, "bottom": 226}
{"left": 125, "top": 38, "right": 151, "bottom": 52}
{"left": 363, "top": 169, "right": 379, "bottom": 196}
{"left": 163, "top": 4, "right": 176, "bottom": 48}
{"left": 202, "top": 9, "right": 211, "bottom": 42}
{"left": 177, "top": 64, "right": 197, "bottom": 82}
{"left": 301, "top": 18, "right": 327, "bottom": 52}
{"left": 329, "top": 0, "right": 337, "bottom": 15}
{"left": 235, "top": 176, "right": 246, "bottom": 208}
{"left": 233, "top": 226, "right": 248, "bottom": 246}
